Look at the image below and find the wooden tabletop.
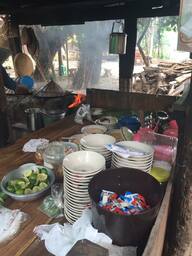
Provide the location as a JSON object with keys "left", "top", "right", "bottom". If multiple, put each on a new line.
{"left": 0, "top": 117, "right": 82, "bottom": 256}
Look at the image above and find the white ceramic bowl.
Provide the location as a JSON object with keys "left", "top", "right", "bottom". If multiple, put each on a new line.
{"left": 64, "top": 165, "right": 105, "bottom": 176}
{"left": 80, "top": 134, "right": 116, "bottom": 148}
{"left": 63, "top": 151, "right": 106, "bottom": 173}
{"left": 81, "top": 125, "right": 107, "bottom": 135}
{"left": 96, "top": 116, "right": 118, "bottom": 129}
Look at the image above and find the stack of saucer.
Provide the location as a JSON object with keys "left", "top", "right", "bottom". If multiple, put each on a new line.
{"left": 111, "top": 141, "right": 154, "bottom": 173}
{"left": 79, "top": 134, "right": 116, "bottom": 166}
{"left": 63, "top": 150, "right": 105, "bottom": 224}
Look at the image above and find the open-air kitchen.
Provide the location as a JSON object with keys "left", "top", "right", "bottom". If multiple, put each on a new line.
{"left": 0, "top": 1, "right": 192, "bottom": 256}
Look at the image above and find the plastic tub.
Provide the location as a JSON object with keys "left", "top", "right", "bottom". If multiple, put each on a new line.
{"left": 88, "top": 168, "right": 163, "bottom": 246}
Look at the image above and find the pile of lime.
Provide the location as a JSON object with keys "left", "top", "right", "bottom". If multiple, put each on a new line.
{"left": 0, "top": 186, "right": 7, "bottom": 205}
{"left": 6, "top": 167, "right": 49, "bottom": 195}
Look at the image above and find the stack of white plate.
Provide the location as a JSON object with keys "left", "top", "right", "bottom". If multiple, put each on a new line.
{"left": 79, "top": 134, "right": 116, "bottom": 166}
{"left": 63, "top": 150, "right": 106, "bottom": 224}
{"left": 111, "top": 141, "right": 154, "bottom": 173}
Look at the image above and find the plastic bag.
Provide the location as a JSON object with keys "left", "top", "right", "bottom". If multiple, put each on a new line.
{"left": 39, "top": 183, "right": 64, "bottom": 218}
{"left": 74, "top": 104, "right": 92, "bottom": 124}
{"left": 0, "top": 206, "right": 28, "bottom": 245}
{"left": 34, "top": 209, "right": 112, "bottom": 256}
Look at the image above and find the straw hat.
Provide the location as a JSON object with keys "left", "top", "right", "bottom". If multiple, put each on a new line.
{"left": 14, "top": 53, "right": 34, "bottom": 76}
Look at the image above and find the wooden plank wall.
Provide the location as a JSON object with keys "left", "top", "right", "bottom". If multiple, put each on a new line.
{"left": 86, "top": 89, "right": 177, "bottom": 112}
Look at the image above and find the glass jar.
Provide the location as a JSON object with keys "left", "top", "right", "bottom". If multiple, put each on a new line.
{"left": 43, "top": 142, "right": 64, "bottom": 182}
{"left": 35, "top": 142, "right": 49, "bottom": 164}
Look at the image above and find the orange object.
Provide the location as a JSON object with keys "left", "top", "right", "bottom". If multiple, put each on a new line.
{"left": 68, "top": 93, "right": 86, "bottom": 109}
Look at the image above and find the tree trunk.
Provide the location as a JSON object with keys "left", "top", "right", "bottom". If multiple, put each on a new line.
{"left": 58, "top": 47, "right": 63, "bottom": 76}
{"left": 137, "top": 18, "right": 151, "bottom": 67}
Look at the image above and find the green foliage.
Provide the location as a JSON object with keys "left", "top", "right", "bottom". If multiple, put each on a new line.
{"left": 137, "top": 16, "right": 179, "bottom": 59}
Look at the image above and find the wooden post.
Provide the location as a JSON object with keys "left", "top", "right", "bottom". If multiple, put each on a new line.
{"left": 165, "top": 54, "right": 192, "bottom": 255}
{"left": 7, "top": 16, "right": 22, "bottom": 59}
{"left": 58, "top": 47, "right": 63, "bottom": 76}
{"left": 66, "top": 40, "right": 69, "bottom": 76}
{"left": 119, "top": 17, "right": 137, "bottom": 92}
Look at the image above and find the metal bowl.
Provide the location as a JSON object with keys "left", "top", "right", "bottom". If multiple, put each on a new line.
{"left": 1, "top": 163, "right": 55, "bottom": 201}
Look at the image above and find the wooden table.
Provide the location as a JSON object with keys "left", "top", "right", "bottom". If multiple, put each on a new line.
{"left": 0, "top": 116, "right": 173, "bottom": 256}
{"left": 0, "top": 117, "right": 82, "bottom": 256}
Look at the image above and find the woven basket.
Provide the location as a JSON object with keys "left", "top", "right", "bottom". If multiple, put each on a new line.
{"left": 14, "top": 53, "right": 34, "bottom": 76}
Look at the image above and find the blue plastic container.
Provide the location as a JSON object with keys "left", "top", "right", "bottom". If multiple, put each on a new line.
{"left": 18, "top": 76, "right": 34, "bottom": 91}
{"left": 118, "top": 116, "right": 141, "bottom": 132}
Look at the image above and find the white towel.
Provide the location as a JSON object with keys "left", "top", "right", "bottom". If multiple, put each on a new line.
{"left": 22, "top": 139, "right": 49, "bottom": 152}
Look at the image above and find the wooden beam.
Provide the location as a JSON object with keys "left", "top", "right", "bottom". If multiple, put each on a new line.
{"left": 7, "top": 19, "right": 22, "bottom": 58}
{"left": 119, "top": 17, "right": 137, "bottom": 92}
{"left": 86, "top": 89, "right": 177, "bottom": 111}
{"left": 11, "top": 2, "right": 180, "bottom": 25}
{"left": 143, "top": 180, "right": 173, "bottom": 256}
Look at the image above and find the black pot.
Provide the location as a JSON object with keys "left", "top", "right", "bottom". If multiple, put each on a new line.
{"left": 88, "top": 168, "right": 163, "bottom": 246}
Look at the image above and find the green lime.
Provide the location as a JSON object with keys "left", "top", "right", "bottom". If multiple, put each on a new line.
{"left": 0, "top": 191, "right": 7, "bottom": 200}
{"left": 14, "top": 183, "right": 22, "bottom": 190}
{"left": 39, "top": 168, "right": 48, "bottom": 175}
{"left": 32, "top": 186, "right": 40, "bottom": 193}
{"left": 15, "top": 179, "right": 26, "bottom": 189}
{"left": 15, "top": 189, "right": 24, "bottom": 195}
{"left": 0, "top": 197, "right": 4, "bottom": 205}
{"left": 24, "top": 170, "right": 32, "bottom": 177}
{"left": 24, "top": 188, "right": 32, "bottom": 194}
{"left": 8, "top": 179, "right": 17, "bottom": 187}
{"left": 29, "top": 173, "right": 37, "bottom": 185}
{"left": 7, "top": 185, "right": 15, "bottom": 193}
{"left": 23, "top": 177, "right": 30, "bottom": 187}
{"left": 39, "top": 182, "right": 48, "bottom": 190}
{"left": 27, "top": 183, "right": 34, "bottom": 189}
{"left": 37, "top": 173, "right": 48, "bottom": 182}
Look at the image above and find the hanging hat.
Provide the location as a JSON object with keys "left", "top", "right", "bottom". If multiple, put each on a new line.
{"left": 14, "top": 52, "right": 34, "bottom": 76}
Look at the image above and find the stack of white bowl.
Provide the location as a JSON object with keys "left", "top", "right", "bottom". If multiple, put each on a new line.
{"left": 111, "top": 141, "right": 154, "bottom": 173}
{"left": 63, "top": 150, "right": 106, "bottom": 224}
{"left": 79, "top": 134, "right": 116, "bottom": 166}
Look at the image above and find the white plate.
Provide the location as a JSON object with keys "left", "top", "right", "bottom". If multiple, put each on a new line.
{"left": 111, "top": 160, "right": 152, "bottom": 169}
{"left": 64, "top": 184, "right": 89, "bottom": 195}
{"left": 64, "top": 205, "right": 83, "bottom": 218}
{"left": 64, "top": 189, "right": 90, "bottom": 200}
{"left": 80, "top": 134, "right": 116, "bottom": 148}
{"left": 112, "top": 152, "right": 153, "bottom": 160}
{"left": 64, "top": 180, "right": 89, "bottom": 191}
{"left": 64, "top": 184, "right": 88, "bottom": 193}
{"left": 65, "top": 193, "right": 90, "bottom": 203}
{"left": 116, "top": 141, "right": 154, "bottom": 155}
{"left": 64, "top": 207, "right": 81, "bottom": 221}
{"left": 64, "top": 214, "right": 74, "bottom": 224}
{"left": 65, "top": 200, "right": 90, "bottom": 211}
{"left": 64, "top": 175, "right": 91, "bottom": 186}
{"left": 112, "top": 162, "right": 151, "bottom": 172}
{"left": 81, "top": 125, "right": 107, "bottom": 135}
{"left": 112, "top": 156, "right": 153, "bottom": 167}
{"left": 64, "top": 202, "right": 87, "bottom": 213}
{"left": 64, "top": 211, "right": 76, "bottom": 224}
{"left": 63, "top": 151, "right": 105, "bottom": 173}
{"left": 64, "top": 181, "right": 89, "bottom": 191}
{"left": 80, "top": 146, "right": 111, "bottom": 154}
{"left": 65, "top": 193, "right": 90, "bottom": 202}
